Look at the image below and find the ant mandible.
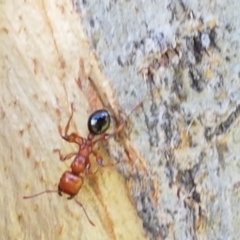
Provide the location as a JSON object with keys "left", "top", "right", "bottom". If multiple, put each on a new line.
{"left": 23, "top": 101, "right": 143, "bottom": 226}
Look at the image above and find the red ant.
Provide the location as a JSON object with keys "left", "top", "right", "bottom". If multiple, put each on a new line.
{"left": 23, "top": 102, "right": 143, "bottom": 226}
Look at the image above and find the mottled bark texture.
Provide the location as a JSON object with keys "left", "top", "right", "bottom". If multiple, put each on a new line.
{"left": 76, "top": 0, "right": 240, "bottom": 239}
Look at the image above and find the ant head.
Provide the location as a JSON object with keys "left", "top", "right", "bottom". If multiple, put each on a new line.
{"left": 87, "top": 109, "right": 111, "bottom": 135}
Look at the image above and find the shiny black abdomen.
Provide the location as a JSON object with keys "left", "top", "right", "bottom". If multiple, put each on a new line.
{"left": 87, "top": 109, "right": 110, "bottom": 135}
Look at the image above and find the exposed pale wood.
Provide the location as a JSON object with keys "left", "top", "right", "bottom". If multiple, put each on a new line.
{"left": 0, "top": 1, "right": 146, "bottom": 239}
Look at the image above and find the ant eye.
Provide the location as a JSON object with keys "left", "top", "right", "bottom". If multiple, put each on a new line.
{"left": 88, "top": 109, "right": 110, "bottom": 135}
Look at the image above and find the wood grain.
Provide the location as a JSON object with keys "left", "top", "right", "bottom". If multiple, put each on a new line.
{"left": 0, "top": 1, "right": 146, "bottom": 239}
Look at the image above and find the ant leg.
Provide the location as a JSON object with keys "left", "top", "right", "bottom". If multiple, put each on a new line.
{"left": 59, "top": 151, "right": 78, "bottom": 162}
{"left": 92, "top": 151, "right": 114, "bottom": 168}
{"left": 24, "top": 191, "right": 95, "bottom": 226}
{"left": 60, "top": 152, "right": 78, "bottom": 162}
{"left": 84, "top": 159, "right": 98, "bottom": 175}
{"left": 58, "top": 103, "right": 74, "bottom": 136}
{"left": 91, "top": 121, "right": 125, "bottom": 145}
{"left": 54, "top": 149, "right": 78, "bottom": 162}
{"left": 67, "top": 195, "right": 75, "bottom": 200}
{"left": 58, "top": 186, "right": 63, "bottom": 196}
{"left": 75, "top": 199, "right": 95, "bottom": 226}
{"left": 23, "top": 190, "right": 58, "bottom": 199}
{"left": 86, "top": 168, "right": 99, "bottom": 175}
{"left": 92, "top": 100, "right": 144, "bottom": 144}
{"left": 104, "top": 121, "right": 125, "bottom": 140}
{"left": 58, "top": 104, "right": 84, "bottom": 145}
{"left": 64, "top": 103, "right": 74, "bottom": 136}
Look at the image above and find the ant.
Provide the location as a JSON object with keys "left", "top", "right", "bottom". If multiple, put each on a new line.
{"left": 23, "top": 101, "right": 143, "bottom": 226}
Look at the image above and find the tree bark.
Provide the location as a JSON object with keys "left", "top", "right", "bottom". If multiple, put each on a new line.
{"left": 2, "top": 0, "right": 240, "bottom": 240}
{"left": 75, "top": 0, "right": 240, "bottom": 240}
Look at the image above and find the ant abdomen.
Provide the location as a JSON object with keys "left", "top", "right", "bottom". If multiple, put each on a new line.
{"left": 87, "top": 109, "right": 110, "bottom": 135}
{"left": 58, "top": 171, "right": 84, "bottom": 197}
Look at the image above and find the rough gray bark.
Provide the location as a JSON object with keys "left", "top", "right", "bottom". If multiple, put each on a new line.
{"left": 76, "top": 0, "right": 240, "bottom": 239}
